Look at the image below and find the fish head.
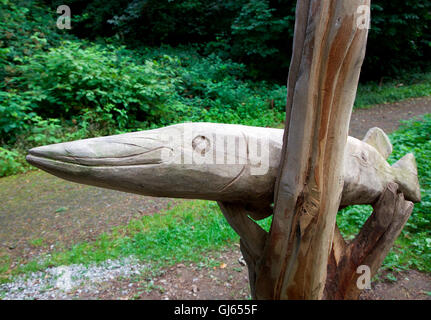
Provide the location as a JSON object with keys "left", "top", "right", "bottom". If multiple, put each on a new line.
{"left": 26, "top": 123, "right": 279, "bottom": 206}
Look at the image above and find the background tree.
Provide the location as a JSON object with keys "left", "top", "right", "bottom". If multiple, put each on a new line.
{"left": 46, "top": 0, "right": 431, "bottom": 81}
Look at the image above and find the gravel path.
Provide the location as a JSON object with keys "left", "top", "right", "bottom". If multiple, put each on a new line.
{"left": 0, "top": 257, "right": 149, "bottom": 300}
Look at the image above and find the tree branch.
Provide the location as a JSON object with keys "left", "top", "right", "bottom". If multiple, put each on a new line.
{"left": 324, "top": 182, "right": 414, "bottom": 299}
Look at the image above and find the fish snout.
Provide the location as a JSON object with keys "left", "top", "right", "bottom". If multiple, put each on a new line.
{"left": 26, "top": 134, "right": 174, "bottom": 167}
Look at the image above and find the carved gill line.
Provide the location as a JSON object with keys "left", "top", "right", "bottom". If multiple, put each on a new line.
{"left": 218, "top": 165, "right": 246, "bottom": 193}
{"left": 218, "top": 131, "right": 250, "bottom": 193}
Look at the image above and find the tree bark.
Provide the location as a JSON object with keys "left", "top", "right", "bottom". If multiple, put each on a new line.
{"left": 324, "top": 182, "right": 414, "bottom": 299}
{"left": 255, "top": 0, "right": 371, "bottom": 299}
{"left": 217, "top": 201, "right": 267, "bottom": 298}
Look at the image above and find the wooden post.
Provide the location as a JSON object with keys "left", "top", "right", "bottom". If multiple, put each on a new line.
{"left": 254, "top": 0, "right": 371, "bottom": 299}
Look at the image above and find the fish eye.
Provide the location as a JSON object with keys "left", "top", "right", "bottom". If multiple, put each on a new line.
{"left": 192, "top": 135, "right": 211, "bottom": 155}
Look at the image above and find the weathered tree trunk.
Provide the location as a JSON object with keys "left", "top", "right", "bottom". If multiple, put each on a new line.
{"left": 324, "top": 182, "right": 413, "bottom": 299}
{"left": 254, "top": 0, "right": 371, "bottom": 299}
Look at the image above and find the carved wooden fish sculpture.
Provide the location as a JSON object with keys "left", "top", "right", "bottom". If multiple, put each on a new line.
{"left": 26, "top": 123, "right": 420, "bottom": 219}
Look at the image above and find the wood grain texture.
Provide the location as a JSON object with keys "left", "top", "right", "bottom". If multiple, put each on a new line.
{"left": 217, "top": 201, "right": 268, "bottom": 298}
{"left": 324, "top": 182, "right": 413, "bottom": 299}
{"left": 255, "top": 0, "right": 371, "bottom": 299}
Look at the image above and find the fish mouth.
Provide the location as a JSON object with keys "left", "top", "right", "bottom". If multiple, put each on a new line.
{"left": 26, "top": 146, "right": 169, "bottom": 168}
{"left": 26, "top": 136, "right": 174, "bottom": 168}
{"left": 25, "top": 133, "right": 175, "bottom": 194}
{"left": 25, "top": 145, "right": 168, "bottom": 196}
{"left": 26, "top": 153, "right": 91, "bottom": 180}
{"left": 26, "top": 153, "right": 71, "bottom": 169}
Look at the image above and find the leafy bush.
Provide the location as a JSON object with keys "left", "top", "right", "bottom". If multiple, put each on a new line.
{"left": 16, "top": 41, "right": 181, "bottom": 128}
{"left": 0, "top": 147, "right": 30, "bottom": 177}
{"left": 0, "top": 0, "right": 74, "bottom": 83}
{"left": 1, "top": 41, "right": 286, "bottom": 143}
{"left": 0, "top": 0, "right": 76, "bottom": 144}
{"left": 0, "top": 91, "right": 33, "bottom": 142}
{"left": 140, "top": 46, "right": 287, "bottom": 126}
{"left": 365, "top": 1, "right": 431, "bottom": 79}
{"left": 0, "top": 40, "right": 287, "bottom": 176}
{"left": 388, "top": 116, "right": 431, "bottom": 271}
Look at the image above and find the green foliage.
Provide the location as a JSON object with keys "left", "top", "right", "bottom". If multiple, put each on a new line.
{"left": 0, "top": 0, "right": 71, "bottom": 80}
{"left": 53, "top": 0, "right": 431, "bottom": 81}
{"left": 355, "top": 73, "right": 431, "bottom": 109}
{"left": 336, "top": 205, "right": 374, "bottom": 241}
{"left": 67, "top": 0, "right": 240, "bottom": 44}
{"left": 0, "top": 147, "right": 30, "bottom": 177}
{"left": 143, "top": 46, "right": 287, "bottom": 126}
{"left": 338, "top": 115, "right": 431, "bottom": 273}
{"left": 384, "top": 116, "right": 431, "bottom": 272}
{"left": 29, "top": 237, "right": 45, "bottom": 247}
{"left": 1, "top": 40, "right": 287, "bottom": 143}
{"left": 229, "top": 0, "right": 293, "bottom": 57}
{"left": 0, "top": 0, "right": 76, "bottom": 143}
{"left": 0, "top": 90, "right": 33, "bottom": 140}
{"left": 16, "top": 41, "right": 181, "bottom": 128}
{"left": 365, "top": 1, "right": 431, "bottom": 79}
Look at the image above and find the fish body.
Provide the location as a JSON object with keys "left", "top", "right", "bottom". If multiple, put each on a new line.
{"left": 26, "top": 123, "right": 420, "bottom": 214}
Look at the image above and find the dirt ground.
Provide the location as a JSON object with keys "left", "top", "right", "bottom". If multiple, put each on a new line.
{"left": 349, "top": 96, "right": 431, "bottom": 138}
{"left": 94, "top": 246, "right": 431, "bottom": 301}
{"left": 1, "top": 96, "right": 431, "bottom": 300}
{"left": 0, "top": 171, "right": 174, "bottom": 266}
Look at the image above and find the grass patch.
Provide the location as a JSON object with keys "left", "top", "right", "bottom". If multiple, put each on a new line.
{"left": 28, "top": 238, "right": 45, "bottom": 247}
{"left": 7, "top": 200, "right": 239, "bottom": 281}
{"left": 355, "top": 72, "right": 431, "bottom": 109}
{"left": 0, "top": 255, "right": 11, "bottom": 283}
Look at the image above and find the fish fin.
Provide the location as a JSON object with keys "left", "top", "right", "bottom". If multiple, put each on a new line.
{"left": 362, "top": 127, "right": 393, "bottom": 159}
{"left": 392, "top": 153, "right": 417, "bottom": 174}
{"left": 392, "top": 153, "right": 421, "bottom": 203}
